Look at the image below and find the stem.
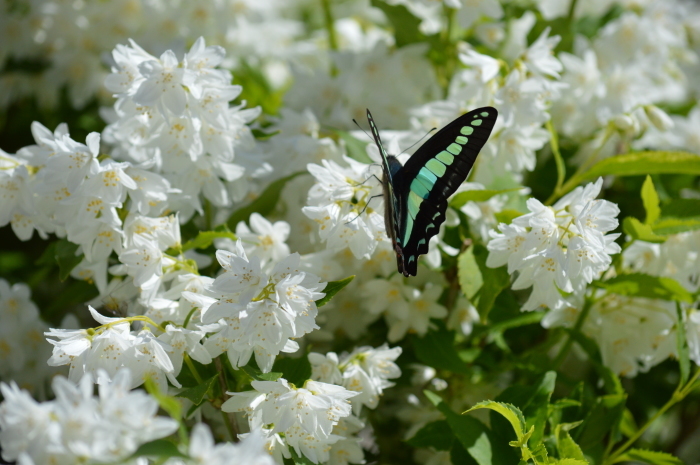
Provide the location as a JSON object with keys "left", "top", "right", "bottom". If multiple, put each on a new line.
{"left": 438, "top": 6, "right": 458, "bottom": 97}
{"left": 605, "top": 368, "right": 700, "bottom": 464}
{"left": 215, "top": 356, "right": 239, "bottom": 441}
{"left": 320, "top": 0, "right": 339, "bottom": 76}
{"left": 545, "top": 120, "right": 565, "bottom": 206}
{"left": 545, "top": 125, "right": 615, "bottom": 205}
{"left": 552, "top": 298, "right": 593, "bottom": 369}
{"left": 184, "top": 354, "right": 204, "bottom": 384}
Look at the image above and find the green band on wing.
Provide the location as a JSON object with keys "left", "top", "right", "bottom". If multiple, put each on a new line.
{"left": 436, "top": 150, "right": 454, "bottom": 165}
{"left": 403, "top": 216, "right": 414, "bottom": 244}
{"left": 472, "top": 119, "right": 482, "bottom": 126}
{"left": 408, "top": 191, "right": 422, "bottom": 219}
{"left": 418, "top": 167, "right": 437, "bottom": 185}
{"left": 426, "top": 159, "right": 446, "bottom": 177}
{"left": 446, "top": 143, "right": 461, "bottom": 155}
{"left": 460, "top": 126, "right": 474, "bottom": 135}
{"left": 480, "top": 111, "right": 489, "bottom": 117}
{"left": 413, "top": 174, "right": 433, "bottom": 194}
{"left": 410, "top": 178, "right": 430, "bottom": 199}
{"left": 455, "top": 136, "right": 468, "bottom": 145}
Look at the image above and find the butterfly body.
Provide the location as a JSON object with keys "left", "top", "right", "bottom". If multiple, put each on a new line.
{"left": 368, "top": 107, "right": 498, "bottom": 276}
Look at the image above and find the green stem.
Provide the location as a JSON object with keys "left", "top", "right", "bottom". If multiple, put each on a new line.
{"left": 184, "top": 353, "right": 204, "bottom": 384}
{"left": 552, "top": 298, "right": 593, "bottom": 369}
{"left": 215, "top": 356, "right": 239, "bottom": 441}
{"left": 545, "top": 125, "right": 615, "bottom": 205}
{"left": 546, "top": 120, "right": 565, "bottom": 206}
{"left": 438, "top": 6, "right": 458, "bottom": 97}
{"left": 605, "top": 368, "right": 700, "bottom": 464}
{"left": 320, "top": 0, "right": 339, "bottom": 76}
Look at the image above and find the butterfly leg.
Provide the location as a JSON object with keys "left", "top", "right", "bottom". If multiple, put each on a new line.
{"left": 344, "top": 194, "right": 383, "bottom": 224}
{"left": 351, "top": 172, "right": 382, "bottom": 187}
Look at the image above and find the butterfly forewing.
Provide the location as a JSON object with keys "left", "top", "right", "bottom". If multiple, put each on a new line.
{"left": 396, "top": 107, "right": 498, "bottom": 275}
{"left": 367, "top": 110, "right": 406, "bottom": 274}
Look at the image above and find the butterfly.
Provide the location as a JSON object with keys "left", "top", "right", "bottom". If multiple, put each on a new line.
{"left": 366, "top": 107, "right": 498, "bottom": 276}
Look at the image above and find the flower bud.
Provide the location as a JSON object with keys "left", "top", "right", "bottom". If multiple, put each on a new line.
{"left": 644, "top": 105, "right": 674, "bottom": 131}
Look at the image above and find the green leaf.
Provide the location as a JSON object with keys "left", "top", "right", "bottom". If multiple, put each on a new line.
{"left": 425, "top": 391, "right": 517, "bottom": 465}
{"left": 488, "top": 312, "right": 545, "bottom": 336}
{"left": 315, "top": 275, "right": 354, "bottom": 308}
{"left": 574, "top": 394, "right": 626, "bottom": 455}
{"left": 554, "top": 422, "right": 586, "bottom": 461}
{"left": 334, "top": 130, "right": 373, "bottom": 164}
{"left": 450, "top": 188, "right": 522, "bottom": 209}
{"left": 458, "top": 244, "right": 510, "bottom": 321}
{"left": 522, "top": 372, "right": 556, "bottom": 446}
{"left": 175, "top": 374, "right": 218, "bottom": 405}
{"left": 180, "top": 227, "right": 236, "bottom": 252}
{"left": 406, "top": 420, "right": 454, "bottom": 450}
{"left": 451, "top": 440, "right": 480, "bottom": 465}
{"left": 594, "top": 273, "right": 693, "bottom": 303}
{"left": 567, "top": 330, "right": 624, "bottom": 395}
{"left": 615, "top": 449, "right": 685, "bottom": 465}
{"left": 226, "top": 172, "right": 304, "bottom": 230}
{"left": 622, "top": 217, "right": 666, "bottom": 243}
{"left": 581, "top": 151, "right": 700, "bottom": 180}
{"left": 676, "top": 302, "right": 690, "bottom": 386}
{"left": 619, "top": 409, "right": 638, "bottom": 438}
{"left": 555, "top": 460, "right": 589, "bottom": 465}
{"left": 131, "top": 439, "right": 188, "bottom": 459}
{"left": 144, "top": 377, "right": 182, "bottom": 420}
{"left": 661, "top": 198, "right": 700, "bottom": 218}
{"left": 232, "top": 60, "right": 284, "bottom": 115}
{"left": 495, "top": 209, "right": 523, "bottom": 224}
{"left": 272, "top": 356, "right": 312, "bottom": 386}
{"left": 652, "top": 217, "right": 700, "bottom": 235}
{"left": 55, "top": 239, "right": 83, "bottom": 281}
{"left": 465, "top": 401, "right": 526, "bottom": 443}
{"left": 370, "top": 0, "right": 426, "bottom": 47}
{"left": 242, "top": 363, "right": 283, "bottom": 382}
{"left": 289, "top": 447, "right": 316, "bottom": 465}
{"left": 641, "top": 176, "right": 661, "bottom": 225}
{"left": 413, "top": 324, "right": 470, "bottom": 374}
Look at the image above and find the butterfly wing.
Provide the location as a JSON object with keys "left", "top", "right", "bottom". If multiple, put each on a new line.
{"left": 366, "top": 109, "right": 407, "bottom": 274}
{"left": 395, "top": 107, "right": 498, "bottom": 276}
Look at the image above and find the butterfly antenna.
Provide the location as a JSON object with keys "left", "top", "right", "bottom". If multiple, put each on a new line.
{"left": 352, "top": 118, "right": 374, "bottom": 142}
{"left": 402, "top": 127, "right": 437, "bottom": 154}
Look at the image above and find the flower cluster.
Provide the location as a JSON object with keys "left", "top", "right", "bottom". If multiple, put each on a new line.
{"left": 0, "top": 280, "right": 57, "bottom": 398}
{"left": 103, "top": 37, "right": 261, "bottom": 217}
{"left": 0, "top": 370, "right": 179, "bottom": 464}
{"left": 303, "top": 156, "right": 387, "bottom": 260}
{"left": 223, "top": 378, "right": 358, "bottom": 464}
{"left": 309, "top": 344, "right": 403, "bottom": 413}
{"left": 0, "top": 0, "right": 299, "bottom": 110}
{"left": 487, "top": 178, "right": 621, "bottom": 311}
{"left": 198, "top": 240, "right": 326, "bottom": 372}
{"left": 45, "top": 305, "right": 209, "bottom": 392}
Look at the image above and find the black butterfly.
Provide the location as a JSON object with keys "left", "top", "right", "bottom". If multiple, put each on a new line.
{"left": 366, "top": 107, "right": 498, "bottom": 276}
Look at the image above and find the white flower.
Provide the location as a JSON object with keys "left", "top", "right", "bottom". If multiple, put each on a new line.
{"left": 487, "top": 178, "right": 621, "bottom": 311}
{"left": 522, "top": 27, "right": 562, "bottom": 78}
{"left": 310, "top": 344, "right": 402, "bottom": 415}
{"left": 303, "top": 157, "right": 386, "bottom": 260}
{"left": 234, "top": 213, "right": 291, "bottom": 267}
{"left": 203, "top": 244, "right": 325, "bottom": 372}
{"left": 223, "top": 378, "right": 357, "bottom": 464}
{"left": 0, "top": 370, "right": 178, "bottom": 465}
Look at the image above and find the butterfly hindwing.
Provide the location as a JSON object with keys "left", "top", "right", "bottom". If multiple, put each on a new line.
{"left": 395, "top": 107, "right": 498, "bottom": 275}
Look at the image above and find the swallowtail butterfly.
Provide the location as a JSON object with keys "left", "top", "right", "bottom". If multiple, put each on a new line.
{"left": 366, "top": 107, "right": 498, "bottom": 276}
